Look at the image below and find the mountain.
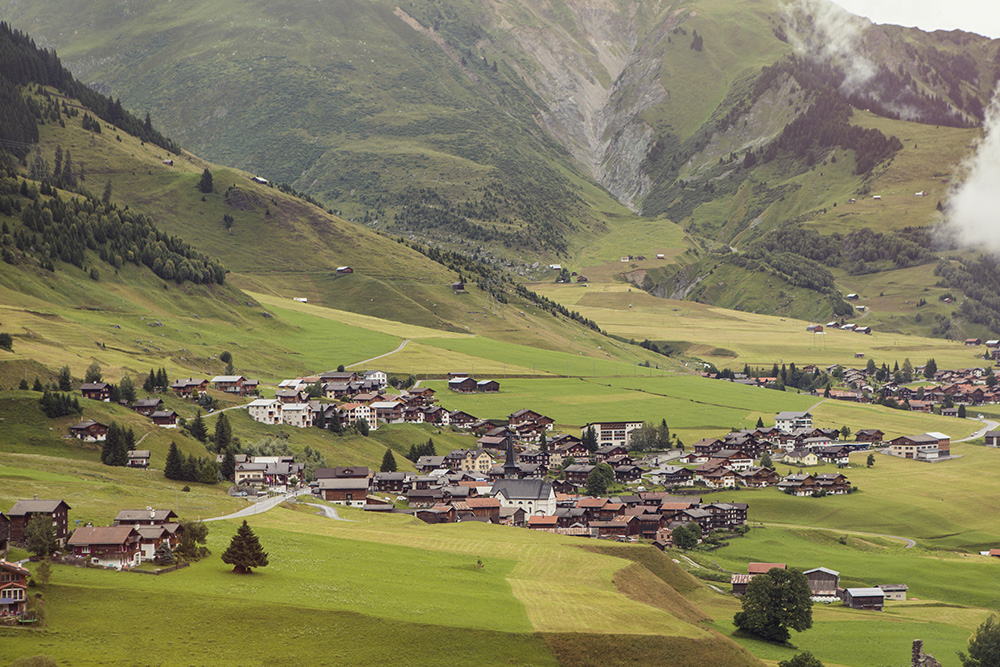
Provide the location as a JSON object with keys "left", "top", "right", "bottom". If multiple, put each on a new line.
{"left": 5, "top": 0, "right": 1000, "bottom": 336}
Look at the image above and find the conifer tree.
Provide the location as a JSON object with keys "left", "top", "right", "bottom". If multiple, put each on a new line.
{"left": 31, "top": 377, "right": 44, "bottom": 392}
{"left": 197, "top": 168, "right": 214, "bottom": 193}
{"left": 214, "top": 412, "right": 232, "bottom": 452}
{"left": 120, "top": 375, "right": 137, "bottom": 404}
{"left": 58, "top": 365, "right": 72, "bottom": 391}
{"left": 101, "top": 422, "right": 121, "bottom": 465}
{"left": 144, "top": 368, "right": 156, "bottom": 393}
{"left": 221, "top": 520, "right": 269, "bottom": 574}
{"left": 220, "top": 447, "right": 237, "bottom": 481}
{"left": 380, "top": 448, "right": 397, "bottom": 473}
{"left": 189, "top": 410, "right": 208, "bottom": 442}
{"left": 164, "top": 442, "right": 183, "bottom": 480}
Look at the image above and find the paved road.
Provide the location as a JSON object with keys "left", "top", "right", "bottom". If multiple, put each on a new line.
{"left": 347, "top": 339, "right": 410, "bottom": 369}
{"left": 202, "top": 403, "right": 250, "bottom": 419}
{"left": 203, "top": 488, "right": 310, "bottom": 522}
{"left": 806, "top": 398, "right": 828, "bottom": 413}
{"left": 304, "top": 502, "right": 355, "bottom": 521}
{"left": 955, "top": 417, "right": 999, "bottom": 443}
{"left": 760, "top": 522, "right": 916, "bottom": 548}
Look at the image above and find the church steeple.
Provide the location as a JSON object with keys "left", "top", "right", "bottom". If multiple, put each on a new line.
{"left": 503, "top": 434, "right": 519, "bottom": 478}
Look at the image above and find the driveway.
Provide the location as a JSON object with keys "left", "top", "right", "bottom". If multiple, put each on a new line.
{"left": 204, "top": 487, "right": 311, "bottom": 522}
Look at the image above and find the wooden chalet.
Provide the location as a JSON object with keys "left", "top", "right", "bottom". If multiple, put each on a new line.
{"left": 126, "top": 450, "right": 151, "bottom": 468}
{"left": 317, "top": 478, "right": 370, "bottom": 507}
{"left": 211, "top": 375, "right": 249, "bottom": 396}
{"left": 132, "top": 398, "right": 163, "bottom": 416}
{"left": 80, "top": 382, "right": 111, "bottom": 401}
{"left": 170, "top": 378, "right": 208, "bottom": 397}
{"left": 67, "top": 526, "right": 141, "bottom": 569}
{"left": 476, "top": 380, "right": 500, "bottom": 393}
{"left": 842, "top": 587, "right": 884, "bottom": 610}
{"left": 150, "top": 410, "right": 178, "bottom": 428}
{"left": 448, "top": 377, "right": 478, "bottom": 393}
{"left": 0, "top": 559, "right": 30, "bottom": 616}
{"left": 113, "top": 509, "right": 178, "bottom": 526}
{"left": 7, "top": 498, "right": 70, "bottom": 544}
{"left": 804, "top": 567, "right": 840, "bottom": 596}
{"left": 69, "top": 420, "right": 108, "bottom": 442}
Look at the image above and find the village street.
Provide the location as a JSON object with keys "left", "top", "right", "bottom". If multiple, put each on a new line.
{"left": 204, "top": 488, "right": 311, "bottom": 522}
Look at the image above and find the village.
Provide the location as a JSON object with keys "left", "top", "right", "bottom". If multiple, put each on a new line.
{"left": 6, "top": 355, "right": 998, "bottom": 628}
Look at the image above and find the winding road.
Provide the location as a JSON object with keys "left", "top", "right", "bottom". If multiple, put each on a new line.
{"left": 955, "top": 417, "right": 999, "bottom": 443}
{"left": 347, "top": 339, "right": 410, "bottom": 368}
{"left": 203, "top": 488, "right": 311, "bottom": 522}
{"left": 304, "top": 502, "right": 355, "bottom": 521}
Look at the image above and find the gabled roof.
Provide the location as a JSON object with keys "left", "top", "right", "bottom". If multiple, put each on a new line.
{"left": 804, "top": 567, "right": 840, "bottom": 577}
{"left": 127, "top": 450, "right": 151, "bottom": 459}
{"left": 114, "top": 509, "right": 177, "bottom": 523}
{"left": 492, "top": 479, "right": 553, "bottom": 501}
{"left": 845, "top": 587, "right": 885, "bottom": 597}
{"left": 68, "top": 525, "right": 137, "bottom": 546}
{"left": 748, "top": 562, "right": 786, "bottom": 574}
{"left": 317, "top": 478, "right": 370, "bottom": 490}
{"left": 8, "top": 499, "right": 70, "bottom": 516}
{"left": 79, "top": 382, "right": 110, "bottom": 390}
{"left": 211, "top": 375, "right": 246, "bottom": 383}
{"left": 133, "top": 398, "right": 163, "bottom": 408}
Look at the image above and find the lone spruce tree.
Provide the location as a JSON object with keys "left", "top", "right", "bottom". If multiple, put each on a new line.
{"left": 221, "top": 520, "right": 269, "bottom": 574}
{"left": 380, "top": 448, "right": 397, "bottom": 472}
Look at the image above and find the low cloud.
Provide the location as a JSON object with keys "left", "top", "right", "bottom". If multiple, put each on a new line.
{"left": 944, "top": 89, "right": 1000, "bottom": 252}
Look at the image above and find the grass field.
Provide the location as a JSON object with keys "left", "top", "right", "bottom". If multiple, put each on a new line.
{"left": 530, "top": 281, "right": 985, "bottom": 369}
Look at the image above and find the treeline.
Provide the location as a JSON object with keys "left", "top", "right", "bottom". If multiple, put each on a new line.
{"left": 38, "top": 390, "right": 81, "bottom": 418}
{"left": 100, "top": 422, "right": 137, "bottom": 467}
{"left": 405, "top": 438, "right": 437, "bottom": 462}
{"left": 0, "top": 21, "right": 179, "bottom": 158}
{"left": 936, "top": 256, "right": 1000, "bottom": 333}
{"left": 749, "top": 225, "right": 941, "bottom": 275}
{"left": 7, "top": 188, "right": 226, "bottom": 284}
{"left": 165, "top": 442, "right": 219, "bottom": 485}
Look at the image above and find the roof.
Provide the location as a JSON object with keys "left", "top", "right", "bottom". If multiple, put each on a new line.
{"left": 877, "top": 584, "right": 909, "bottom": 591}
{"left": 70, "top": 420, "right": 105, "bottom": 430}
{"left": 804, "top": 567, "right": 840, "bottom": 577}
{"left": 8, "top": 499, "right": 70, "bottom": 516}
{"left": 0, "top": 559, "right": 30, "bottom": 576}
{"left": 492, "top": 479, "right": 553, "bottom": 501}
{"left": 134, "top": 398, "right": 163, "bottom": 407}
{"left": 527, "top": 515, "right": 559, "bottom": 526}
{"left": 776, "top": 411, "right": 811, "bottom": 420}
{"left": 114, "top": 509, "right": 177, "bottom": 523}
{"left": 845, "top": 587, "right": 885, "bottom": 597}
{"left": 731, "top": 574, "right": 753, "bottom": 584}
{"left": 68, "top": 525, "right": 137, "bottom": 546}
{"left": 317, "top": 478, "right": 370, "bottom": 490}
{"left": 127, "top": 450, "right": 151, "bottom": 458}
{"left": 79, "top": 382, "right": 110, "bottom": 390}
{"left": 211, "top": 375, "right": 245, "bottom": 382}
{"left": 248, "top": 398, "right": 280, "bottom": 407}
{"left": 924, "top": 431, "right": 950, "bottom": 440}
{"left": 748, "top": 562, "right": 786, "bottom": 574}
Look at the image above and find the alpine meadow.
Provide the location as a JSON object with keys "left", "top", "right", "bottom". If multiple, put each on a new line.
{"left": 1, "top": 1, "right": 1000, "bottom": 666}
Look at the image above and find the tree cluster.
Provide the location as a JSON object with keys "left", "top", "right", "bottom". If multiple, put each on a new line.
{"left": 627, "top": 420, "right": 674, "bottom": 452}
{"left": 143, "top": 368, "right": 171, "bottom": 393}
{"left": 38, "top": 389, "right": 81, "bottom": 418}
{"left": 164, "top": 442, "right": 219, "bottom": 485}
{"left": 100, "top": 421, "right": 136, "bottom": 467}
{"left": 584, "top": 462, "right": 615, "bottom": 496}
{"left": 671, "top": 522, "right": 703, "bottom": 549}
{"left": 733, "top": 567, "right": 813, "bottom": 643}
{"left": 406, "top": 438, "right": 436, "bottom": 462}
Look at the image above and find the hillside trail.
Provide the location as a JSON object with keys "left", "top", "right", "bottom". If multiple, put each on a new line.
{"left": 758, "top": 522, "right": 917, "bottom": 548}
{"left": 347, "top": 339, "right": 410, "bottom": 368}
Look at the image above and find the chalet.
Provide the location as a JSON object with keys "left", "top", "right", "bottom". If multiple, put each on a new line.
{"left": 563, "top": 464, "right": 595, "bottom": 485}
{"left": 477, "top": 434, "right": 513, "bottom": 452}
{"left": 614, "top": 464, "right": 643, "bottom": 482}
{"left": 843, "top": 587, "right": 884, "bottom": 610}
{"left": 234, "top": 462, "right": 267, "bottom": 485}
{"left": 527, "top": 515, "right": 559, "bottom": 531}
{"left": 69, "top": 420, "right": 109, "bottom": 442}
{"left": 703, "top": 502, "right": 747, "bottom": 530}
{"left": 448, "top": 410, "right": 478, "bottom": 429}
{"left": 371, "top": 401, "right": 405, "bottom": 424}
{"left": 854, "top": 429, "right": 884, "bottom": 446}
{"left": 7, "top": 498, "right": 70, "bottom": 544}
{"left": 814, "top": 473, "right": 852, "bottom": 494}
{"left": 150, "top": 410, "right": 178, "bottom": 428}
{"left": 132, "top": 398, "right": 163, "bottom": 416}
{"left": 817, "top": 445, "right": 852, "bottom": 465}
{"left": 775, "top": 411, "right": 812, "bottom": 432}
{"left": 372, "top": 472, "right": 407, "bottom": 494}
{"left": 575, "top": 275, "right": 588, "bottom": 283}
{"left": 126, "top": 450, "right": 151, "bottom": 468}
{"left": 113, "top": 509, "right": 178, "bottom": 526}
{"left": 211, "top": 375, "right": 248, "bottom": 396}
{"left": 0, "top": 513, "right": 8, "bottom": 554}
{"left": 464, "top": 497, "right": 502, "bottom": 523}
{"left": 595, "top": 444, "right": 629, "bottom": 461}
{"left": 422, "top": 406, "right": 451, "bottom": 426}
{"left": 248, "top": 399, "right": 282, "bottom": 425}
{"left": 702, "top": 467, "right": 737, "bottom": 489}
{"left": 510, "top": 409, "right": 555, "bottom": 430}
{"left": 452, "top": 281, "right": 465, "bottom": 293}
{"left": 80, "top": 382, "right": 111, "bottom": 401}
{"left": 804, "top": 567, "right": 840, "bottom": 596}
{"left": 405, "top": 387, "right": 436, "bottom": 406}
{"left": 500, "top": 506, "right": 527, "bottom": 527}
{"left": 67, "top": 526, "right": 142, "bottom": 569}
{"left": 0, "top": 559, "right": 30, "bottom": 615}
{"left": 317, "top": 478, "right": 370, "bottom": 506}
{"left": 336, "top": 266, "right": 354, "bottom": 274}
{"left": 985, "top": 430, "right": 1000, "bottom": 447}
{"left": 281, "top": 403, "right": 314, "bottom": 429}
{"left": 806, "top": 324, "right": 824, "bottom": 333}
{"left": 492, "top": 479, "right": 556, "bottom": 515}
{"left": 415, "top": 456, "right": 447, "bottom": 472}
{"left": 448, "top": 377, "right": 478, "bottom": 393}
{"left": 854, "top": 326, "right": 872, "bottom": 335}
{"left": 476, "top": 380, "right": 500, "bottom": 393}
{"left": 251, "top": 176, "right": 268, "bottom": 184}
{"left": 731, "top": 573, "right": 753, "bottom": 596}
{"left": 965, "top": 338, "right": 983, "bottom": 346}
{"left": 877, "top": 584, "right": 908, "bottom": 600}
{"left": 736, "top": 467, "right": 778, "bottom": 488}
{"left": 320, "top": 371, "right": 358, "bottom": 383}
{"left": 275, "top": 389, "right": 308, "bottom": 404}
{"left": 582, "top": 421, "right": 644, "bottom": 448}
{"left": 135, "top": 524, "right": 180, "bottom": 561}
{"left": 170, "top": 378, "right": 208, "bottom": 397}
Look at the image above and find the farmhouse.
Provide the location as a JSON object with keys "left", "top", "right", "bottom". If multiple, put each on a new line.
{"left": 336, "top": 266, "right": 354, "bottom": 274}
{"left": 211, "top": 375, "right": 249, "bottom": 396}
{"left": 985, "top": 430, "right": 1000, "bottom": 447}
{"left": 0, "top": 513, "right": 9, "bottom": 554}
{"left": 477, "top": 379, "right": 500, "bottom": 393}
{"left": 149, "top": 410, "right": 178, "bottom": 428}
{"left": 80, "top": 382, "right": 111, "bottom": 401}
{"left": 854, "top": 429, "right": 884, "bottom": 446}
{"left": 843, "top": 587, "right": 885, "bottom": 610}
{"left": 126, "top": 450, "right": 151, "bottom": 468}
{"left": 113, "top": 509, "right": 178, "bottom": 526}
{"left": 6, "top": 498, "right": 71, "bottom": 544}
{"left": 0, "top": 559, "right": 29, "bottom": 616}
{"left": 317, "top": 478, "right": 369, "bottom": 506}
{"left": 67, "top": 526, "right": 141, "bottom": 569}
{"left": 132, "top": 398, "right": 163, "bottom": 416}
{"left": 448, "top": 377, "right": 478, "bottom": 393}
{"left": 69, "top": 420, "right": 109, "bottom": 442}
{"left": 170, "top": 378, "right": 208, "bottom": 397}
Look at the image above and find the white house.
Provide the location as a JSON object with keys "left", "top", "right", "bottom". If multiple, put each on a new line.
{"left": 775, "top": 411, "right": 812, "bottom": 433}
{"left": 581, "top": 421, "right": 644, "bottom": 448}
{"left": 281, "top": 403, "right": 314, "bottom": 429}
{"left": 248, "top": 399, "right": 282, "bottom": 425}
